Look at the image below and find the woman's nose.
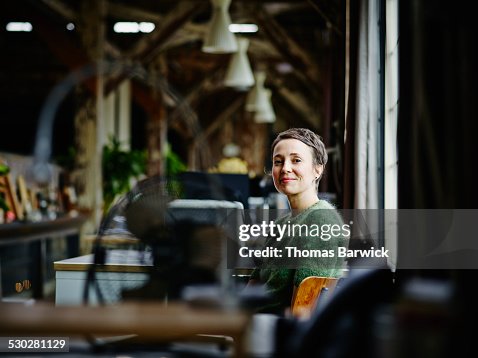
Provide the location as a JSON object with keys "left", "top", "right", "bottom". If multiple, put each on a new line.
{"left": 281, "top": 160, "right": 292, "bottom": 172}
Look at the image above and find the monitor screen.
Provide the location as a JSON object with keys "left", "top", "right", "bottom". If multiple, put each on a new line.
{"left": 177, "top": 172, "right": 250, "bottom": 208}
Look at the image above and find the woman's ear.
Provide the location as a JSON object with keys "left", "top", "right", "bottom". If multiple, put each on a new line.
{"left": 315, "top": 165, "right": 323, "bottom": 180}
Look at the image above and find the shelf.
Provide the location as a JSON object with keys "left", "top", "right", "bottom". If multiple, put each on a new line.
{"left": 0, "top": 212, "right": 90, "bottom": 299}
{"left": 0, "top": 213, "right": 89, "bottom": 246}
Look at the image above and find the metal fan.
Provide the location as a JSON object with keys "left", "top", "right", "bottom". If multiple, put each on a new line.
{"left": 84, "top": 174, "right": 243, "bottom": 306}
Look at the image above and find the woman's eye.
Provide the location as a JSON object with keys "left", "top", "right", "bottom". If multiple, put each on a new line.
{"left": 274, "top": 160, "right": 283, "bottom": 165}
{"left": 293, "top": 158, "right": 302, "bottom": 163}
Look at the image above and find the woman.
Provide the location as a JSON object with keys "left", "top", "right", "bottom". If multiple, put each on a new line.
{"left": 248, "top": 128, "right": 348, "bottom": 314}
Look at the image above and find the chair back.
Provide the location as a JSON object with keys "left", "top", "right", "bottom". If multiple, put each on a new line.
{"left": 277, "top": 267, "right": 395, "bottom": 358}
{"left": 291, "top": 276, "right": 339, "bottom": 319}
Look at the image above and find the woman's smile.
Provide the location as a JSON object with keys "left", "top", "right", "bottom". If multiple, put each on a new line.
{"left": 280, "top": 177, "right": 297, "bottom": 184}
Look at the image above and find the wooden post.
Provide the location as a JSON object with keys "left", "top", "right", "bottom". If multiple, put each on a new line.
{"left": 146, "top": 57, "right": 168, "bottom": 177}
{"left": 146, "top": 107, "right": 166, "bottom": 176}
{"left": 73, "top": 0, "right": 106, "bottom": 234}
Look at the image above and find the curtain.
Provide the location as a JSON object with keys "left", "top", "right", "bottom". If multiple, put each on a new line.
{"left": 345, "top": 0, "right": 390, "bottom": 265}
{"left": 384, "top": 0, "right": 398, "bottom": 210}
{"left": 354, "top": 0, "right": 381, "bottom": 210}
{"left": 384, "top": 0, "right": 399, "bottom": 269}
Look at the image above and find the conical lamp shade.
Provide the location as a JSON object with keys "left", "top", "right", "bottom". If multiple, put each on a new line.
{"left": 254, "top": 89, "right": 276, "bottom": 123}
{"left": 245, "top": 71, "right": 266, "bottom": 111}
{"left": 202, "top": 0, "right": 238, "bottom": 54}
{"left": 224, "top": 38, "right": 255, "bottom": 90}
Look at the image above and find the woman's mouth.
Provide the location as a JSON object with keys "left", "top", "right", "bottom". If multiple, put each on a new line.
{"left": 281, "top": 178, "right": 295, "bottom": 183}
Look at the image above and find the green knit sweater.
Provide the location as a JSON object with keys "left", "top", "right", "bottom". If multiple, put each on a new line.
{"left": 249, "top": 200, "right": 349, "bottom": 314}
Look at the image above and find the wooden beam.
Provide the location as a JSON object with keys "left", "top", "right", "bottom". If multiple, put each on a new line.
{"left": 202, "top": 97, "right": 245, "bottom": 140}
{"left": 253, "top": 5, "right": 320, "bottom": 85}
{"left": 29, "top": 7, "right": 170, "bottom": 142}
{"left": 278, "top": 89, "right": 321, "bottom": 129}
{"left": 33, "top": 13, "right": 154, "bottom": 114}
{"left": 263, "top": 2, "right": 309, "bottom": 16}
{"left": 41, "top": 0, "right": 127, "bottom": 61}
{"left": 107, "top": 2, "right": 163, "bottom": 23}
{"left": 107, "top": 2, "right": 206, "bottom": 47}
{"left": 104, "top": 42, "right": 124, "bottom": 60}
{"left": 28, "top": 10, "right": 97, "bottom": 95}
{"left": 168, "top": 67, "right": 226, "bottom": 134}
{"left": 41, "top": 0, "right": 77, "bottom": 21}
{"left": 306, "top": 0, "right": 343, "bottom": 36}
{"left": 190, "top": 96, "right": 244, "bottom": 170}
{"left": 247, "top": 38, "right": 281, "bottom": 60}
{"left": 128, "top": 2, "right": 206, "bottom": 63}
{"left": 104, "top": 3, "right": 205, "bottom": 96}
{"left": 195, "top": 96, "right": 245, "bottom": 143}
{"left": 268, "top": 77, "right": 321, "bottom": 129}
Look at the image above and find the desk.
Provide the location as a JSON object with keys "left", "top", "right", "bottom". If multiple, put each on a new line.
{"left": 54, "top": 249, "right": 151, "bottom": 305}
{"left": 0, "top": 301, "right": 252, "bottom": 357}
{"left": 0, "top": 213, "right": 88, "bottom": 298}
{"left": 55, "top": 250, "right": 256, "bottom": 306}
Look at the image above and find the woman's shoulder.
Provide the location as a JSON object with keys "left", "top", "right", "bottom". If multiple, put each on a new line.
{"left": 306, "top": 200, "right": 343, "bottom": 224}
{"left": 275, "top": 200, "right": 340, "bottom": 224}
{"left": 314, "top": 199, "right": 336, "bottom": 210}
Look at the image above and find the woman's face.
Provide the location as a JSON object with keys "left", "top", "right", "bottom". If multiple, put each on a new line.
{"left": 272, "top": 138, "right": 322, "bottom": 199}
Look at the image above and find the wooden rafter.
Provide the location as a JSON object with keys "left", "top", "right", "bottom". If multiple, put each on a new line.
{"left": 107, "top": 2, "right": 163, "bottom": 23}
{"left": 104, "top": 2, "right": 205, "bottom": 95}
{"left": 29, "top": 8, "right": 168, "bottom": 123}
{"left": 128, "top": 2, "right": 206, "bottom": 63}
{"left": 27, "top": 9, "right": 97, "bottom": 94}
{"left": 188, "top": 95, "right": 243, "bottom": 170}
{"left": 107, "top": 2, "right": 206, "bottom": 46}
{"left": 197, "top": 96, "right": 245, "bottom": 143}
{"left": 40, "top": 0, "right": 76, "bottom": 21}
{"left": 268, "top": 78, "right": 321, "bottom": 130}
{"left": 252, "top": 5, "right": 320, "bottom": 85}
{"left": 40, "top": 0, "right": 122, "bottom": 60}
{"left": 168, "top": 67, "right": 226, "bottom": 129}
{"left": 278, "top": 89, "right": 321, "bottom": 129}
{"left": 306, "top": 0, "right": 343, "bottom": 36}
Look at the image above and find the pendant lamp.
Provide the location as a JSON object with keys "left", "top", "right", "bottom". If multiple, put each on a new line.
{"left": 224, "top": 37, "right": 255, "bottom": 90}
{"left": 254, "top": 89, "right": 276, "bottom": 123}
{"left": 202, "top": 0, "right": 238, "bottom": 54}
{"left": 245, "top": 71, "right": 267, "bottom": 112}
{"left": 223, "top": 142, "right": 241, "bottom": 157}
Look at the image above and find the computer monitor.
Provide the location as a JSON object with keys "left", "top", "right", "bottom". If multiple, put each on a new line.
{"left": 177, "top": 172, "right": 250, "bottom": 208}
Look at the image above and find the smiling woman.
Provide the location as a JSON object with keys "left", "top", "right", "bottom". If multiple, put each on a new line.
{"left": 247, "top": 128, "right": 348, "bottom": 315}
{"left": 271, "top": 128, "right": 328, "bottom": 210}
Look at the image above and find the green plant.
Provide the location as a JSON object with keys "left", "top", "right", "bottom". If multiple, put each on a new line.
{"left": 102, "top": 137, "right": 147, "bottom": 212}
{"left": 165, "top": 143, "right": 187, "bottom": 176}
{"left": 0, "top": 162, "right": 10, "bottom": 212}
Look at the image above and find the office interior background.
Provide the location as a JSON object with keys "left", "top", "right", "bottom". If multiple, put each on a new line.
{"left": 1, "top": 0, "right": 478, "bottom": 357}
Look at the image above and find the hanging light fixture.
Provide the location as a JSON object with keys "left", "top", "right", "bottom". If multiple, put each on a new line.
{"left": 202, "top": 0, "right": 238, "bottom": 54}
{"left": 245, "top": 71, "right": 267, "bottom": 112}
{"left": 222, "top": 142, "right": 241, "bottom": 157}
{"left": 224, "top": 37, "right": 255, "bottom": 90}
{"left": 254, "top": 89, "right": 276, "bottom": 123}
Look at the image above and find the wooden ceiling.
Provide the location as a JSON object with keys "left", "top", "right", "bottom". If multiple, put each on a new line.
{"left": 0, "top": 0, "right": 345, "bottom": 168}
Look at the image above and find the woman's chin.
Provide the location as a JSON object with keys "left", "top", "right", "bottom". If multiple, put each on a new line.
{"left": 278, "top": 187, "right": 296, "bottom": 196}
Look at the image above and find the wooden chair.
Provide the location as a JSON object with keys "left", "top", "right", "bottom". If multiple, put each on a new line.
{"left": 291, "top": 276, "right": 339, "bottom": 319}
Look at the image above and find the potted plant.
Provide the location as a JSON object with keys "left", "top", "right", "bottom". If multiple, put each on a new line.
{"left": 0, "top": 161, "right": 10, "bottom": 214}
{"left": 102, "top": 137, "right": 147, "bottom": 212}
